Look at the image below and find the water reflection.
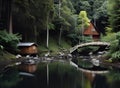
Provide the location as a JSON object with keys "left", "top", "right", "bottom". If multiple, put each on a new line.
{"left": 0, "top": 62, "right": 82, "bottom": 88}
{"left": 0, "top": 67, "right": 20, "bottom": 88}
{"left": 34, "top": 62, "right": 82, "bottom": 88}
{"left": 0, "top": 61, "right": 120, "bottom": 88}
{"left": 106, "top": 68, "right": 120, "bottom": 88}
{"left": 92, "top": 74, "right": 109, "bottom": 88}
{"left": 14, "top": 74, "right": 37, "bottom": 88}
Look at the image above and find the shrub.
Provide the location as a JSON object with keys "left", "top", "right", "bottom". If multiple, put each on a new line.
{"left": 104, "top": 32, "right": 120, "bottom": 61}
{"left": 0, "top": 30, "right": 21, "bottom": 53}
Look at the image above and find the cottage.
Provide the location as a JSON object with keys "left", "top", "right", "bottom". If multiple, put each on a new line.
{"left": 83, "top": 22, "right": 100, "bottom": 41}
{"left": 17, "top": 42, "right": 38, "bottom": 56}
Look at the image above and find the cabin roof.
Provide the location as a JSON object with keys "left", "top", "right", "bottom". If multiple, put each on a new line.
{"left": 83, "top": 22, "right": 99, "bottom": 35}
{"left": 17, "top": 42, "right": 37, "bottom": 47}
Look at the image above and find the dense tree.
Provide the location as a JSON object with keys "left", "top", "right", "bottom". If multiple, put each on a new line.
{"left": 12, "top": 0, "right": 54, "bottom": 43}
{"left": 70, "top": 0, "right": 109, "bottom": 35}
{"left": 108, "top": 0, "right": 120, "bottom": 32}
{"left": 0, "top": 30, "right": 21, "bottom": 53}
{"left": 53, "top": 0, "right": 76, "bottom": 45}
{"left": 70, "top": 0, "right": 91, "bottom": 15}
{"left": 77, "top": 11, "right": 90, "bottom": 43}
{"left": 0, "top": 0, "right": 12, "bottom": 33}
{"left": 4, "top": 0, "right": 110, "bottom": 47}
{"left": 103, "top": 0, "right": 120, "bottom": 62}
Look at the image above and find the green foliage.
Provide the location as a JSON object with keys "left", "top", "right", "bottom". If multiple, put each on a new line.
{"left": 36, "top": 62, "right": 81, "bottom": 88}
{"left": 110, "top": 40, "right": 119, "bottom": 53}
{"left": 84, "top": 36, "right": 93, "bottom": 42}
{"left": 67, "top": 33, "right": 79, "bottom": 45}
{"left": 103, "top": 32, "right": 120, "bottom": 61}
{"left": 105, "top": 27, "right": 112, "bottom": 34}
{"left": 48, "top": 23, "right": 55, "bottom": 30}
{"left": 0, "top": 51, "right": 15, "bottom": 61}
{"left": 108, "top": 69, "right": 120, "bottom": 81}
{"left": 70, "top": 0, "right": 108, "bottom": 35}
{"left": 13, "top": 0, "right": 54, "bottom": 42}
{"left": 70, "top": 0, "right": 91, "bottom": 15}
{"left": 0, "top": 30, "right": 21, "bottom": 52}
{"left": 94, "top": 1, "right": 108, "bottom": 19}
{"left": 78, "top": 46, "right": 99, "bottom": 54}
{"left": 49, "top": 62, "right": 78, "bottom": 76}
{"left": 78, "top": 11, "right": 90, "bottom": 28}
{"left": 38, "top": 36, "right": 71, "bottom": 55}
{"left": 111, "top": 51, "right": 120, "bottom": 61}
{"left": 75, "top": 10, "right": 90, "bottom": 43}
{"left": 101, "top": 33, "right": 116, "bottom": 42}
{"left": 110, "top": 32, "right": 120, "bottom": 61}
{"left": 78, "top": 59, "right": 93, "bottom": 68}
{"left": 54, "top": 0, "right": 76, "bottom": 30}
{"left": 67, "top": 28, "right": 93, "bottom": 45}
{"left": 0, "top": 68, "right": 20, "bottom": 88}
{"left": 70, "top": 0, "right": 107, "bottom": 19}
{"left": 108, "top": 0, "right": 120, "bottom": 32}
{"left": 11, "top": 0, "right": 110, "bottom": 46}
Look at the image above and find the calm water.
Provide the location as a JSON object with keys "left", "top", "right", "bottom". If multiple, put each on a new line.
{"left": 0, "top": 61, "right": 120, "bottom": 88}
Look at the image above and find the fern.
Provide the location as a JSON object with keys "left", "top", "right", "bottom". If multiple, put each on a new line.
{"left": 107, "top": 32, "right": 120, "bottom": 61}
{"left": 0, "top": 30, "right": 21, "bottom": 53}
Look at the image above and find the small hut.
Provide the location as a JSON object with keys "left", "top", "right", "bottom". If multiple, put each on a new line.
{"left": 83, "top": 22, "right": 100, "bottom": 41}
{"left": 17, "top": 42, "right": 38, "bottom": 56}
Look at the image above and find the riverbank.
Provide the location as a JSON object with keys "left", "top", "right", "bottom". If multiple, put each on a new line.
{"left": 0, "top": 50, "right": 15, "bottom": 61}
{"left": 101, "top": 61, "right": 120, "bottom": 69}
{"left": 37, "top": 37, "right": 72, "bottom": 56}
{"left": 0, "top": 50, "right": 16, "bottom": 71}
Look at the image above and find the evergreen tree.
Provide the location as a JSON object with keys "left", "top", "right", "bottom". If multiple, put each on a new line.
{"left": 109, "top": 0, "right": 120, "bottom": 32}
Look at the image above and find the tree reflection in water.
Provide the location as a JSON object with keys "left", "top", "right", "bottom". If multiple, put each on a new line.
{"left": 0, "top": 62, "right": 82, "bottom": 88}
{"left": 1, "top": 62, "right": 120, "bottom": 88}
{"left": 0, "top": 67, "right": 20, "bottom": 88}
{"left": 107, "top": 68, "right": 120, "bottom": 88}
{"left": 92, "top": 74, "right": 109, "bottom": 88}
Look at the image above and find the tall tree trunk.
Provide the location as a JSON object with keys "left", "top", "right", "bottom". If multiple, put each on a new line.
{"left": 58, "top": 26, "right": 62, "bottom": 45}
{"left": 46, "top": 13, "right": 49, "bottom": 48}
{"left": 81, "top": 18, "right": 84, "bottom": 43}
{"left": 46, "top": 26, "right": 49, "bottom": 48}
{"left": 8, "top": 0, "right": 13, "bottom": 33}
{"left": 58, "top": 0, "right": 61, "bottom": 17}
{"left": 34, "top": 25, "right": 37, "bottom": 43}
{"left": 9, "top": 11, "right": 12, "bottom": 33}
{"left": 58, "top": 0, "right": 62, "bottom": 45}
{"left": 0, "top": 0, "right": 2, "bottom": 19}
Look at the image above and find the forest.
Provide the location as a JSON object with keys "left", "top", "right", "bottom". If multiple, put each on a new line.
{"left": 11, "top": 0, "right": 108, "bottom": 44}
{"left": 12, "top": 0, "right": 108, "bottom": 47}
{"left": 1, "top": 1, "right": 120, "bottom": 88}
{"left": 0, "top": 0, "right": 120, "bottom": 62}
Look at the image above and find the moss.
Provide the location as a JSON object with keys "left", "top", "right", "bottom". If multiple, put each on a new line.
{"left": 0, "top": 50, "right": 15, "bottom": 61}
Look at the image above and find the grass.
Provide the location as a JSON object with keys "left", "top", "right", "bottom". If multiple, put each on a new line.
{"left": 38, "top": 37, "right": 72, "bottom": 56}
{"left": 0, "top": 35, "right": 72, "bottom": 58}
{"left": 0, "top": 50, "right": 15, "bottom": 61}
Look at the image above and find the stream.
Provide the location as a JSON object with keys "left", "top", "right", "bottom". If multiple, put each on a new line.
{"left": 0, "top": 56, "right": 120, "bottom": 88}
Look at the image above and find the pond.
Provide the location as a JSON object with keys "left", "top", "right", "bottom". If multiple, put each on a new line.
{"left": 0, "top": 58, "right": 120, "bottom": 88}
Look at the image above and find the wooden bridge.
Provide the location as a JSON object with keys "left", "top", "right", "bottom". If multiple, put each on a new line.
{"left": 69, "top": 42, "right": 110, "bottom": 53}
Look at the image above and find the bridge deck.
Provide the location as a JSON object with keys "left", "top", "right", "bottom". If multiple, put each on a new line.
{"left": 70, "top": 42, "right": 110, "bottom": 53}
